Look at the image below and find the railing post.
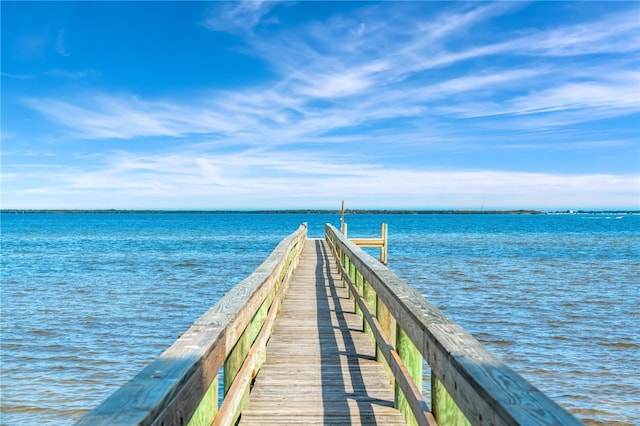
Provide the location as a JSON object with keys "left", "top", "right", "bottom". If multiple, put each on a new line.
{"left": 381, "top": 222, "right": 388, "bottom": 265}
{"left": 186, "top": 375, "right": 219, "bottom": 426}
{"left": 350, "top": 261, "right": 358, "bottom": 315}
{"left": 376, "top": 298, "right": 396, "bottom": 379}
{"left": 222, "top": 326, "right": 251, "bottom": 424}
{"left": 343, "top": 252, "right": 350, "bottom": 296}
{"left": 431, "top": 373, "right": 471, "bottom": 426}
{"left": 354, "top": 270, "right": 364, "bottom": 323}
{"left": 395, "top": 327, "right": 423, "bottom": 426}
{"left": 363, "top": 279, "right": 377, "bottom": 345}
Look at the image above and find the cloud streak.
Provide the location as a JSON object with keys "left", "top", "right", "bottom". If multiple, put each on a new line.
{"left": 5, "top": 148, "right": 638, "bottom": 209}
{"left": 5, "top": 1, "right": 640, "bottom": 209}
{"left": 26, "top": 3, "right": 639, "bottom": 139}
{"left": 202, "top": 1, "right": 280, "bottom": 34}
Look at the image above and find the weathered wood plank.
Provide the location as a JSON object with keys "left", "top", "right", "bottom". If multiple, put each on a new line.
{"left": 349, "top": 237, "right": 385, "bottom": 247}
{"left": 239, "top": 239, "right": 405, "bottom": 425}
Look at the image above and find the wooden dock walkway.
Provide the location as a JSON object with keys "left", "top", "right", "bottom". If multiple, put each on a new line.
{"left": 77, "top": 223, "right": 581, "bottom": 426}
{"left": 239, "top": 239, "right": 405, "bottom": 425}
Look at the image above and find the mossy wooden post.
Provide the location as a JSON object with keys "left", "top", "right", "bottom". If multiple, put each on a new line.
{"left": 376, "top": 298, "right": 396, "bottom": 382}
{"left": 363, "top": 279, "right": 377, "bottom": 345}
{"left": 338, "top": 246, "right": 346, "bottom": 288}
{"left": 343, "top": 252, "right": 351, "bottom": 297}
{"left": 186, "top": 375, "right": 219, "bottom": 426}
{"left": 250, "top": 293, "right": 272, "bottom": 375}
{"left": 431, "top": 372, "right": 471, "bottom": 426}
{"left": 349, "top": 261, "right": 362, "bottom": 318}
{"left": 396, "top": 327, "right": 423, "bottom": 426}
{"left": 354, "top": 269, "right": 364, "bottom": 320}
{"left": 224, "top": 326, "right": 251, "bottom": 422}
{"left": 251, "top": 295, "right": 271, "bottom": 344}
{"left": 349, "top": 257, "right": 356, "bottom": 283}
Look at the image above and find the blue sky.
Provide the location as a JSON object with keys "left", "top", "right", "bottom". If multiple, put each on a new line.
{"left": 2, "top": 1, "right": 639, "bottom": 210}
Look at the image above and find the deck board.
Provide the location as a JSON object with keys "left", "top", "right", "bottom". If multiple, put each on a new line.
{"left": 239, "top": 239, "right": 406, "bottom": 425}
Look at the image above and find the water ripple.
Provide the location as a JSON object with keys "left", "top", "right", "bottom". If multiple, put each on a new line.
{"left": 2, "top": 213, "right": 638, "bottom": 425}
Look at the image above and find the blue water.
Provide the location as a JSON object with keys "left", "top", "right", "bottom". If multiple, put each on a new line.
{"left": 1, "top": 213, "right": 638, "bottom": 425}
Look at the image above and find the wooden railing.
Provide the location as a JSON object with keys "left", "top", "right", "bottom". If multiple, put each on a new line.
{"left": 76, "top": 224, "right": 307, "bottom": 426}
{"left": 343, "top": 221, "right": 389, "bottom": 264}
{"left": 325, "top": 223, "right": 581, "bottom": 426}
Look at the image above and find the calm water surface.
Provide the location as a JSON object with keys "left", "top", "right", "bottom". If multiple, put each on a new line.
{"left": 1, "top": 213, "right": 638, "bottom": 425}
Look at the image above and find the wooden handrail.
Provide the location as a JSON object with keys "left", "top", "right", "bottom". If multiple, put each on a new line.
{"left": 330, "top": 245, "right": 437, "bottom": 426}
{"left": 76, "top": 224, "right": 307, "bottom": 426}
{"left": 325, "top": 223, "right": 581, "bottom": 426}
{"left": 343, "top": 222, "right": 388, "bottom": 264}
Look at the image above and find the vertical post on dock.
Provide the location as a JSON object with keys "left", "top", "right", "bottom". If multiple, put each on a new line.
{"left": 187, "top": 375, "right": 219, "bottom": 426}
{"left": 396, "top": 327, "right": 423, "bottom": 426}
{"left": 381, "top": 222, "right": 388, "bottom": 265}
{"left": 341, "top": 200, "right": 347, "bottom": 236}
{"left": 431, "top": 372, "right": 471, "bottom": 425}
{"left": 376, "top": 299, "right": 396, "bottom": 381}
{"left": 363, "top": 279, "right": 377, "bottom": 345}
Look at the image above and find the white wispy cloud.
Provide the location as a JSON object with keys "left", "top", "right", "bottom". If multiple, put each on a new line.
{"left": 202, "top": 0, "right": 280, "bottom": 34}
{"left": 45, "top": 69, "right": 100, "bottom": 80}
{"left": 5, "top": 149, "right": 638, "bottom": 209}
{"left": 23, "top": 94, "right": 242, "bottom": 139}
{"left": 522, "top": 10, "right": 640, "bottom": 56}
{"left": 7, "top": 2, "right": 640, "bottom": 209}
{"left": 439, "top": 70, "right": 638, "bottom": 117}
{"left": 24, "top": 3, "right": 639, "bottom": 140}
{"left": 2, "top": 72, "right": 35, "bottom": 80}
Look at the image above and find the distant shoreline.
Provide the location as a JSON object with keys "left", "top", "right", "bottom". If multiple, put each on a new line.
{"left": 2, "top": 209, "right": 639, "bottom": 215}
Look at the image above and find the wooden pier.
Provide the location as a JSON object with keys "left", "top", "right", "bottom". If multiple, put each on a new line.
{"left": 239, "top": 239, "right": 405, "bottom": 424}
{"left": 77, "top": 223, "right": 581, "bottom": 426}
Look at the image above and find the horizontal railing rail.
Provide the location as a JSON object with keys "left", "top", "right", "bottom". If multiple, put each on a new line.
{"left": 76, "top": 223, "right": 307, "bottom": 426}
{"left": 345, "top": 222, "right": 388, "bottom": 264}
{"left": 325, "top": 223, "right": 581, "bottom": 426}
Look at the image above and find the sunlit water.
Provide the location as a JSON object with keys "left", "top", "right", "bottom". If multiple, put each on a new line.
{"left": 1, "top": 213, "right": 638, "bottom": 425}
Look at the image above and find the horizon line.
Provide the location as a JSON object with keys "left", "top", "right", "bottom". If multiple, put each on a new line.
{"left": 2, "top": 208, "right": 639, "bottom": 214}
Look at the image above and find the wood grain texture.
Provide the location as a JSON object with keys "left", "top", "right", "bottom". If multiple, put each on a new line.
{"left": 239, "top": 239, "right": 406, "bottom": 425}
{"left": 326, "top": 224, "right": 582, "bottom": 426}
